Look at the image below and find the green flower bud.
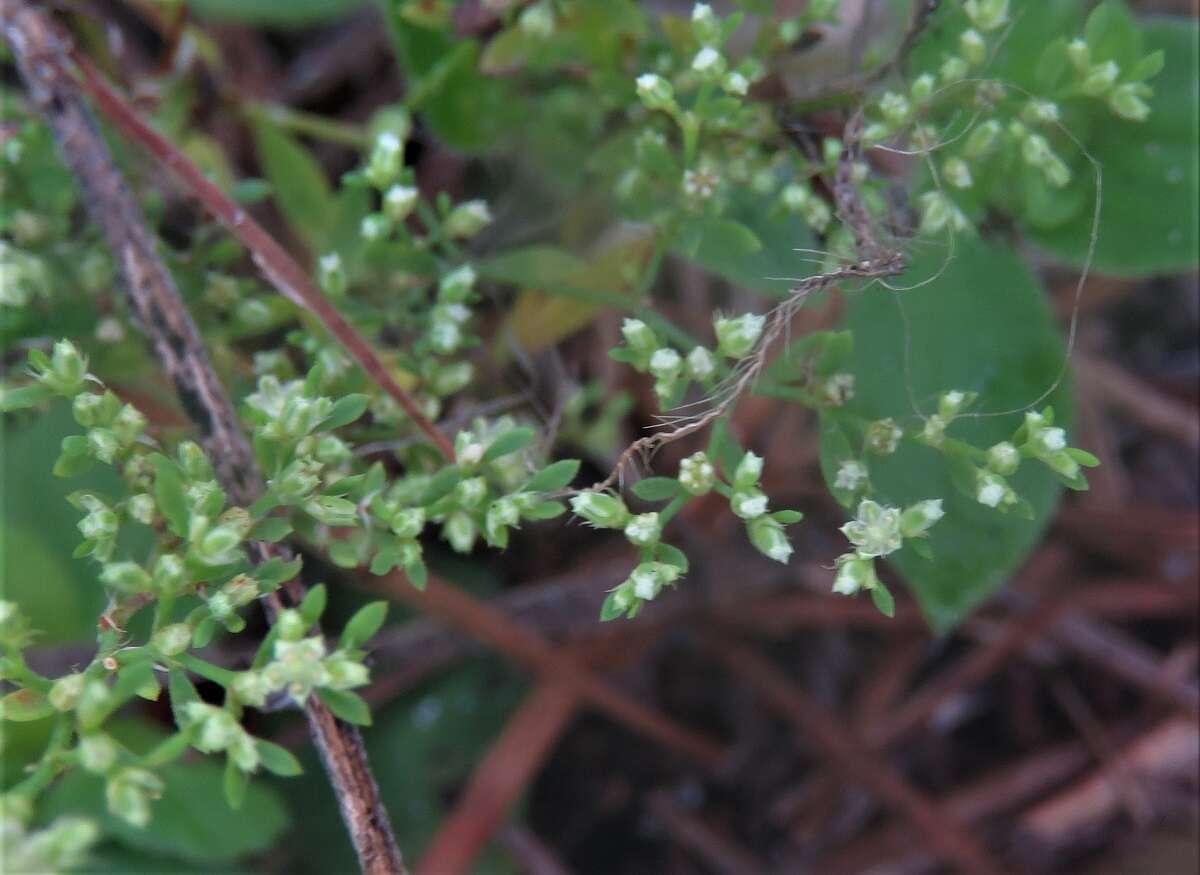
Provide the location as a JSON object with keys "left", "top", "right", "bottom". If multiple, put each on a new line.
{"left": 228, "top": 730, "right": 260, "bottom": 773}
{"left": 938, "top": 389, "right": 976, "bottom": 419}
{"left": 866, "top": 418, "right": 902, "bottom": 455}
{"left": 76, "top": 680, "right": 113, "bottom": 731}
{"left": 691, "top": 3, "right": 719, "bottom": 45}
{"left": 686, "top": 346, "right": 716, "bottom": 381}
{"left": 232, "top": 671, "right": 272, "bottom": 708}
{"left": 100, "top": 562, "right": 151, "bottom": 594}
{"left": 714, "top": 313, "right": 765, "bottom": 359}
{"left": 519, "top": 0, "right": 555, "bottom": 38}
{"left": 360, "top": 213, "right": 392, "bottom": 242}
{"left": 1081, "top": 61, "right": 1119, "bottom": 96}
{"left": 648, "top": 347, "right": 682, "bottom": 382}
{"left": 832, "top": 554, "right": 878, "bottom": 595}
{"left": 570, "top": 492, "right": 630, "bottom": 529}
{"left": 49, "top": 673, "right": 86, "bottom": 711}
{"left": 126, "top": 494, "right": 155, "bottom": 526}
{"left": 444, "top": 511, "right": 478, "bottom": 553}
{"left": 317, "top": 253, "right": 347, "bottom": 297}
{"left": 151, "top": 623, "right": 192, "bottom": 658}
{"left": 679, "top": 451, "right": 715, "bottom": 496}
{"left": 963, "top": 0, "right": 1008, "bottom": 32}
{"left": 621, "top": 318, "right": 658, "bottom": 357}
{"left": 1066, "top": 38, "right": 1090, "bottom": 71}
{"left": 443, "top": 200, "right": 492, "bottom": 239}
{"left": 72, "top": 392, "right": 105, "bottom": 427}
{"left": 964, "top": 119, "right": 1002, "bottom": 158}
{"left": 878, "top": 91, "right": 911, "bottom": 129}
{"left": 921, "top": 414, "right": 948, "bottom": 447}
{"left": 111, "top": 405, "right": 146, "bottom": 445}
{"left": 734, "top": 451, "right": 763, "bottom": 488}
{"left": 959, "top": 28, "right": 987, "bottom": 66}
{"left": 196, "top": 524, "right": 242, "bottom": 565}
{"left": 152, "top": 553, "right": 186, "bottom": 595}
{"left": 986, "top": 441, "right": 1020, "bottom": 475}
{"left": 624, "top": 512, "right": 662, "bottom": 547}
{"left": 79, "top": 733, "right": 119, "bottom": 774}
{"left": 36, "top": 340, "right": 88, "bottom": 397}
{"left": 748, "top": 515, "right": 793, "bottom": 564}
{"left": 324, "top": 652, "right": 370, "bottom": 690}
{"left": 105, "top": 768, "right": 162, "bottom": 828}
{"left": 899, "top": 499, "right": 945, "bottom": 538}
{"left": 732, "top": 489, "right": 768, "bottom": 519}
{"left": 910, "top": 73, "right": 936, "bottom": 104}
{"left": 364, "top": 132, "right": 403, "bottom": 189}
{"left": 1108, "top": 83, "right": 1151, "bottom": 121}
{"left": 943, "top": 157, "right": 973, "bottom": 189}
{"left": 177, "top": 441, "right": 213, "bottom": 482}
{"left": 389, "top": 507, "right": 426, "bottom": 540}
{"left": 1022, "top": 99, "right": 1060, "bottom": 126}
{"left": 692, "top": 46, "right": 726, "bottom": 79}
{"left": 87, "top": 429, "right": 120, "bottom": 464}
{"left": 383, "top": 184, "right": 418, "bottom": 222}
{"left": 438, "top": 264, "right": 477, "bottom": 303}
{"left": 941, "top": 56, "right": 969, "bottom": 83}
{"left": 635, "top": 73, "right": 675, "bottom": 112}
{"left": 275, "top": 609, "right": 308, "bottom": 642}
{"left": 303, "top": 495, "right": 359, "bottom": 528}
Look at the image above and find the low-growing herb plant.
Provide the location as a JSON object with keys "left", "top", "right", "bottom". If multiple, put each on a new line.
{"left": 1, "top": 0, "right": 1195, "bottom": 870}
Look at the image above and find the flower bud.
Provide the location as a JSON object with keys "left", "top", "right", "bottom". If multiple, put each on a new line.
{"left": 100, "top": 562, "right": 151, "bottom": 594}
{"left": 196, "top": 524, "right": 242, "bottom": 565}
{"left": 941, "top": 56, "right": 969, "bottom": 83}
{"left": 177, "top": 441, "right": 213, "bottom": 482}
{"left": 910, "top": 74, "right": 936, "bottom": 104}
{"left": 1067, "top": 38, "right": 1091, "bottom": 71}
{"left": 733, "top": 451, "right": 763, "bottom": 488}
{"left": 833, "top": 554, "right": 878, "bottom": 595}
{"left": 938, "top": 390, "right": 975, "bottom": 419}
{"left": 37, "top": 340, "right": 88, "bottom": 397}
{"left": 87, "top": 429, "right": 120, "bottom": 464}
{"left": 49, "top": 673, "right": 86, "bottom": 711}
{"left": 879, "top": 92, "right": 911, "bottom": 129}
{"left": 232, "top": 671, "right": 272, "bottom": 708}
{"left": 714, "top": 313, "right": 765, "bottom": 359}
{"left": 834, "top": 459, "right": 869, "bottom": 492}
{"left": 151, "top": 623, "right": 192, "bottom": 658}
{"left": 570, "top": 491, "right": 630, "bottom": 529}
{"left": 318, "top": 253, "right": 347, "bottom": 298}
{"left": 943, "top": 157, "right": 973, "bottom": 189}
{"left": 900, "top": 499, "right": 944, "bottom": 538}
{"left": 679, "top": 452, "right": 715, "bottom": 496}
{"left": 364, "top": 132, "right": 403, "bottom": 189}
{"left": 438, "top": 264, "right": 477, "bottom": 303}
{"left": 76, "top": 680, "right": 113, "bottom": 731}
{"left": 959, "top": 28, "right": 987, "bottom": 66}
{"left": 105, "top": 768, "right": 162, "bottom": 828}
{"left": 866, "top": 419, "right": 902, "bottom": 455}
{"left": 276, "top": 609, "right": 308, "bottom": 642}
{"left": 692, "top": 47, "right": 726, "bottom": 79}
{"left": 1108, "top": 83, "right": 1151, "bottom": 122}
{"left": 964, "top": 119, "right": 1002, "bottom": 158}
{"left": 228, "top": 730, "right": 260, "bottom": 773}
{"left": 1081, "top": 61, "right": 1119, "bottom": 96}
{"left": 976, "top": 471, "right": 1011, "bottom": 508}
{"left": 79, "top": 733, "right": 119, "bottom": 774}
{"left": 621, "top": 318, "right": 658, "bottom": 356}
{"left": 324, "top": 653, "right": 370, "bottom": 690}
{"left": 686, "top": 346, "right": 716, "bottom": 381}
{"left": 152, "top": 553, "right": 186, "bottom": 595}
{"left": 389, "top": 507, "right": 426, "bottom": 540}
{"left": 963, "top": 0, "right": 1008, "bottom": 32}
{"left": 360, "top": 213, "right": 392, "bottom": 242}
{"left": 443, "top": 200, "right": 492, "bottom": 239}
{"left": 126, "top": 494, "right": 155, "bottom": 526}
{"left": 722, "top": 71, "right": 749, "bottom": 96}
{"left": 444, "top": 511, "right": 477, "bottom": 553}
{"left": 383, "top": 185, "right": 418, "bottom": 222}
{"left": 519, "top": 0, "right": 555, "bottom": 37}
{"left": 986, "top": 441, "right": 1020, "bottom": 475}
{"left": 303, "top": 496, "right": 359, "bottom": 528}
{"left": 691, "top": 3, "right": 719, "bottom": 45}
{"left": 648, "top": 348, "right": 682, "bottom": 381}
{"left": 635, "top": 74, "right": 675, "bottom": 112}
{"left": 748, "top": 516, "right": 793, "bottom": 564}
{"left": 624, "top": 512, "right": 662, "bottom": 547}
{"left": 732, "top": 489, "right": 768, "bottom": 519}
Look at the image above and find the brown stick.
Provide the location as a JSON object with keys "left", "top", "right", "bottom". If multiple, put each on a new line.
{"left": 64, "top": 41, "right": 455, "bottom": 461}
{"left": 710, "top": 635, "right": 1008, "bottom": 875}
{"left": 0, "top": 6, "right": 405, "bottom": 872}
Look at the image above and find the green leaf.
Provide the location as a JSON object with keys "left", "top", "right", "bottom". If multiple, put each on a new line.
{"left": 340, "top": 601, "right": 388, "bottom": 650}
{"left": 53, "top": 435, "right": 95, "bottom": 478}
{"left": 42, "top": 732, "right": 289, "bottom": 865}
{"left": 525, "top": 459, "right": 580, "bottom": 493}
{"left": 0, "top": 689, "right": 54, "bottom": 722}
{"left": 254, "top": 555, "right": 302, "bottom": 590}
{"left": 152, "top": 454, "right": 190, "bottom": 538}
{"left": 599, "top": 592, "right": 626, "bottom": 621}
{"left": 420, "top": 465, "right": 461, "bottom": 505}
{"left": 653, "top": 542, "right": 689, "bottom": 572}
{"left": 168, "top": 670, "right": 200, "bottom": 727}
{"left": 632, "top": 477, "right": 682, "bottom": 502}
{"left": 482, "top": 427, "right": 535, "bottom": 462}
{"left": 772, "top": 510, "right": 804, "bottom": 524}
{"left": 256, "top": 739, "right": 303, "bottom": 777}
{"left": 323, "top": 394, "right": 370, "bottom": 431}
{"left": 299, "top": 584, "right": 327, "bottom": 624}
{"left": 672, "top": 188, "right": 815, "bottom": 297}
{"left": 178, "top": 0, "right": 365, "bottom": 24}
{"left": 316, "top": 688, "right": 372, "bottom": 726}
{"left": 870, "top": 583, "right": 896, "bottom": 618}
{"left": 0, "top": 383, "right": 52, "bottom": 412}
{"left": 252, "top": 120, "right": 333, "bottom": 248}
{"left": 1027, "top": 18, "right": 1198, "bottom": 274}
{"left": 522, "top": 500, "right": 567, "bottom": 520}
{"left": 248, "top": 516, "right": 292, "bottom": 543}
{"left": 829, "top": 238, "right": 1071, "bottom": 631}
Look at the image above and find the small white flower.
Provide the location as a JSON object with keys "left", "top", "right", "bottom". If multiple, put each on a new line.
{"left": 1041, "top": 428, "right": 1067, "bottom": 451}
{"left": 632, "top": 566, "right": 660, "bottom": 600}
{"left": 977, "top": 477, "right": 1006, "bottom": 507}
{"left": 734, "top": 491, "right": 768, "bottom": 519}
{"left": 692, "top": 47, "right": 724, "bottom": 75}
{"left": 649, "top": 347, "right": 683, "bottom": 379}
{"left": 687, "top": 346, "right": 716, "bottom": 380}
{"left": 840, "top": 499, "right": 903, "bottom": 558}
{"left": 624, "top": 512, "right": 662, "bottom": 547}
{"left": 834, "top": 460, "right": 869, "bottom": 492}
{"left": 723, "top": 71, "right": 749, "bottom": 96}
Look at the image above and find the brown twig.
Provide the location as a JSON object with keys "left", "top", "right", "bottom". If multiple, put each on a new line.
{"left": 63, "top": 41, "right": 455, "bottom": 460}
{"left": 0, "top": 5, "right": 406, "bottom": 872}
{"left": 709, "top": 635, "right": 1008, "bottom": 875}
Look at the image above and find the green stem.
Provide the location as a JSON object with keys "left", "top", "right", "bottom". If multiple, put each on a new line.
{"left": 177, "top": 652, "right": 237, "bottom": 687}
{"left": 12, "top": 716, "right": 72, "bottom": 798}
{"left": 242, "top": 103, "right": 368, "bottom": 148}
